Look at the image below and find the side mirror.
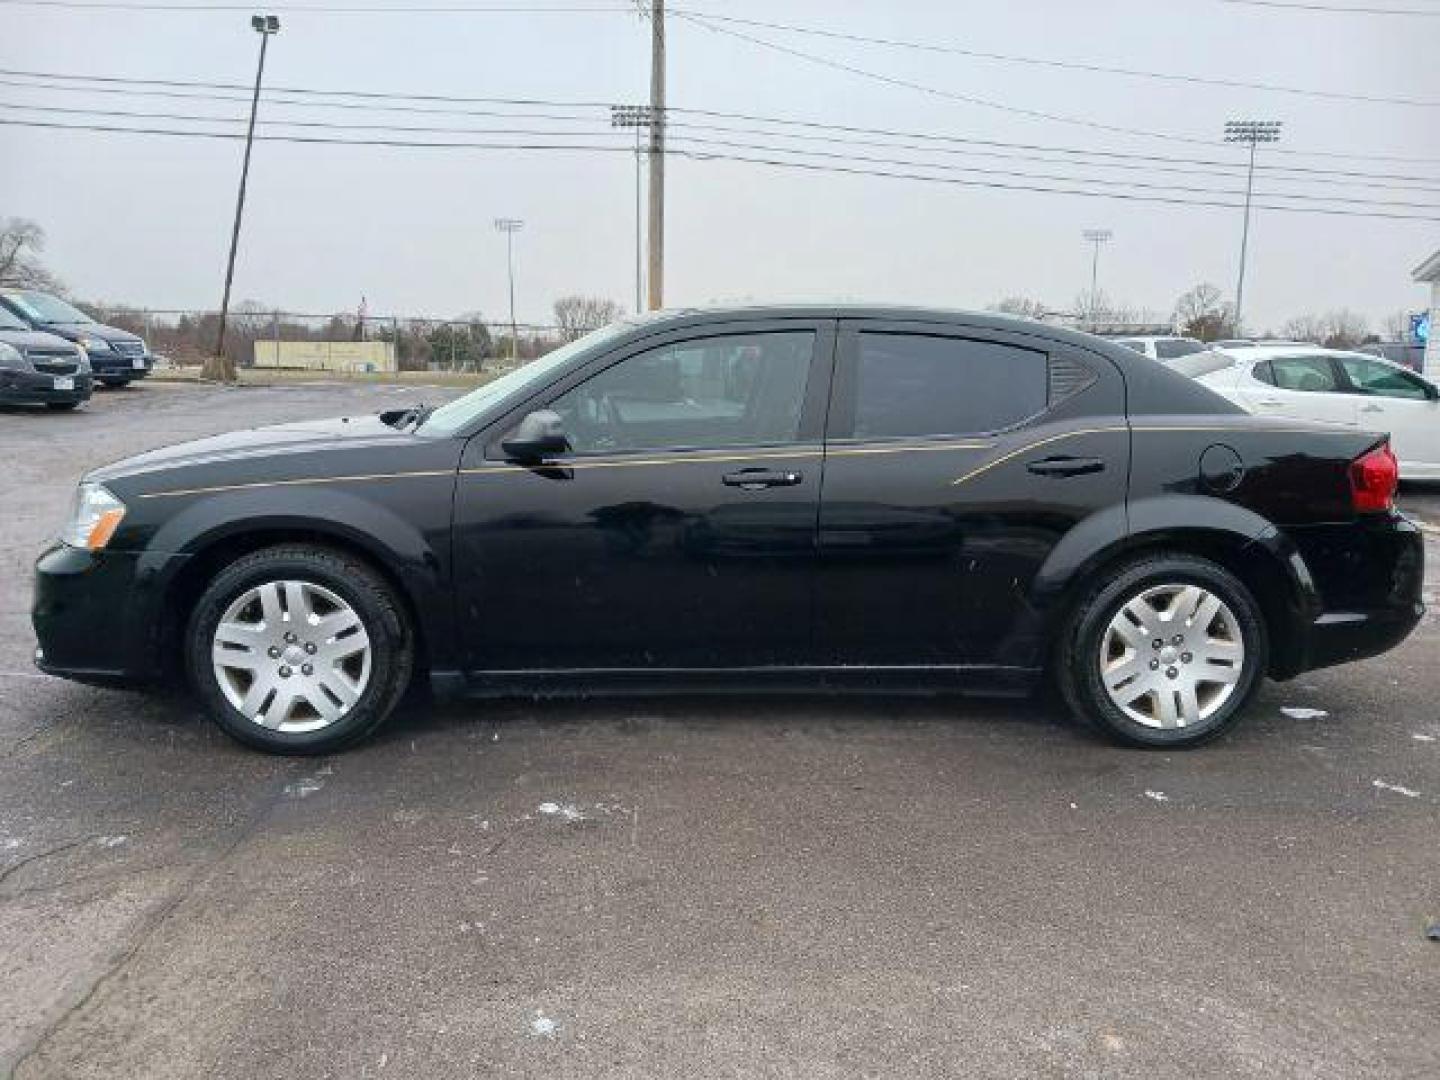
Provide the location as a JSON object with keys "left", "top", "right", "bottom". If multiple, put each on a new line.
{"left": 502, "top": 409, "right": 570, "bottom": 461}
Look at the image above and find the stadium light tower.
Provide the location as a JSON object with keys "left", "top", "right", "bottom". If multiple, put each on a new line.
{"left": 611, "top": 104, "right": 653, "bottom": 314}
{"left": 213, "top": 13, "right": 280, "bottom": 377}
{"left": 1082, "top": 229, "right": 1112, "bottom": 330}
{"left": 494, "top": 218, "right": 524, "bottom": 360}
{"left": 1224, "top": 119, "right": 1282, "bottom": 335}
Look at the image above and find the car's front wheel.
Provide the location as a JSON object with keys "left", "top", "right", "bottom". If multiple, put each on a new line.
{"left": 186, "top": 545, "right": 413, "bottom": 754}
{"left": 1056, "top": 554, "right": 1268, "bottom": 748}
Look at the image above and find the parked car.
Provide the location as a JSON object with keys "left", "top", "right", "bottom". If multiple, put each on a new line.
{"left": 1210, "top": 339, "right": 1311, "bottom": 351}
{"left": 1109, "top": 335, "right": 1208, "bottom": 361}
{"left": 1357, "top": 341, "right": 1426, "bottom": 373}
{"left": 0, "top": 289, "right": 153, "bottom": 387}
{"left": 34, "top": 306, "right": 1423, "bottom": 754}
{"left": 1192, "top": 344, "right": 1440, "bottom": 480}
{"left": 0, "top": 302, "right": 92, "bottom": 410}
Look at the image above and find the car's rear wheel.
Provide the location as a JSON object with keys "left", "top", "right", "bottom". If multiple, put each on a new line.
{"left": 1056, "top": 554, "right": 1268, "bottom": 747}
{"left": 186, "top": 545, "right": 413, "bottom": 754}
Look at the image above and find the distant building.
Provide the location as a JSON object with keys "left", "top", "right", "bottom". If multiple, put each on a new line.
{"left": 1413, "top": 248, "right": 1440, "bottom": 379}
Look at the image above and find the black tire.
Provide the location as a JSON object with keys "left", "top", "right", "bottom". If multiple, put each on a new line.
{"left": 1055, "top": 553, "right": 1268, "bottom": 748}
{"left": 45, "top": 401, "right": 81, "bottom": 411}
{"left": 186, "top": 544, "right": 413, "bottom": 754}
{"left": 100, "top": 378, "right": 129, "bottom": 389}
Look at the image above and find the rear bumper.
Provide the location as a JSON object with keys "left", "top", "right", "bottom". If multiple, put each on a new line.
{"left": 0, "top": 369, "right": 93, "bottom": 403}
{"left": 1285, "top": 513, "right": 1425, "bottom": 675}
{"left": 32, "top": 543, "right": 186, "bottom": 687}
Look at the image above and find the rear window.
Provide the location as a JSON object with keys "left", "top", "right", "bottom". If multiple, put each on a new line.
{"left": 853, "top": 333, "right": 1048, "bottom": 438}
{"left": 1155, "top": 339, "right": 1206, "bottom": 360}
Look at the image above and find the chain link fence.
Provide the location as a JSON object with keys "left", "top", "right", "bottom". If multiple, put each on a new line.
{"left": 80, "top": 305, "right": 578, "bottom": 375}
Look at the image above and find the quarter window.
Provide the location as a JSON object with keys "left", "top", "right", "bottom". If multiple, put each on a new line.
{"left": 1268, "top": 355, "right": 1340, "bottom": 393}
{"left": 548, "top": 331, "right": 814, "bottom": 454}
{"left": 852, "top": 333, "right": 1049, "bottom": 439}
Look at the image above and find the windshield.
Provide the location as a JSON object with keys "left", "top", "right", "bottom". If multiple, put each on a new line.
{"left": 2, "top": 291, "right": 95, "bottom": 326}
{"left": 0, "top": 305, "right": 30, "bottom": 331}
{"left": 419, "top": 320, "right": 636, "bottom": 436}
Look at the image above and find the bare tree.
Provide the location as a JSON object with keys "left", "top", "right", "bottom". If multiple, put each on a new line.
{"left": 553, "top": 295, "right": 624, "bottom": 341}
{"left": 1321, "top": 309, "right": 1369, "bottom": 349}
{"left": 1381, "top": 309, "right": 1411, "bottom": 341}
{"left": 1280, "top": 313, "right": 1327, "bottom": 343}
{"left": 1172, "top": 283, "right": 1234, "bottom": 341}
{"left": 0, "top": 218, "right": 63, "bottom": 291}
{"left": 987, "top": 296, "right": 1048, "bottom": 321}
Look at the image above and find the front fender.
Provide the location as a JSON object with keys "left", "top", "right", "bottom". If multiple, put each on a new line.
{"left": 137, "top": 480, "right": 457, "bottom": 668}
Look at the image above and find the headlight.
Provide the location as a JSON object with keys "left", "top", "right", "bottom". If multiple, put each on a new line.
{"left": 61, "top": 483, "right": 127, "bottom": 550}
{"left": 77, "top": 335, "right": 111, "bottom": 353}
{"left": 75, "top": 350, "right": 92, "bottom": 373}
{"left": 0, "top": 342, "right": 31, "bottom": 371}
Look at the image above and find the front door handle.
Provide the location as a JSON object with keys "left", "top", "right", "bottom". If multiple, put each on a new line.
{"left": 1026, "top": 455, "right": 1105, "bottom": 478}
{"left": 1359, "top": 403, "right": 1384, "bottom": 414}
{"left": 722, "top": 468, "right": 803, "bottom": 490}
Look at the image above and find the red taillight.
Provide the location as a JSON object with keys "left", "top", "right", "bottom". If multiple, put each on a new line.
{"left": 1350, "top": 441, "right": 1398, "bottom": 513}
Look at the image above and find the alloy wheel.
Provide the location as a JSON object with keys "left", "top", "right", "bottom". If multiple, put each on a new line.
{"left": 1098, "top": 583, "right": 1245, "bottom": 729}
{"left": 210, "top": 579, "right": 372, "bottom": 733}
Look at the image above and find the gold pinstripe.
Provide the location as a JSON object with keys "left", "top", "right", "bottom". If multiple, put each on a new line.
{"left": 133, "top": 425, "right": 1316, "bottom": 499}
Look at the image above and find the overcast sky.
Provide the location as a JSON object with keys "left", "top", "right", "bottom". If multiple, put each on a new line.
{"left": 3, "top": 0, "right": 1437, "bottom": 333}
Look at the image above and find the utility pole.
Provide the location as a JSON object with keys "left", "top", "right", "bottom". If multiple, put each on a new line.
{"left": 646, "top": 0, "right": 665, "bottom": 310}
{"left": 1081, "top": 229, "right": 1112, "bottom": 331}
{"left": 1224, "top": 119, "right": 1282, "bottom": 336}
{"left": 211, "top": 13, "right": 280, "bottom": 381}
{"left": 610, "top": 104, "right": 651, "bottom": 313}
{"left": 494, "top": 218, "right": 523, "bottom": 361}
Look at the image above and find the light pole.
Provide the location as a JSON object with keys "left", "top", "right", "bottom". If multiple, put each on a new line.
{"left": 611, "top": 104, "right": 652, "bottom": 314}
{"left": 1224, "top": 119, "right": 1282, "bottom": 336}
{"left": 1082, "top": 228, "right": 1112, "bottom": 330}
{"left": 212, "top": 13, "right": 279, "bottom": 380}
{"left": 494, "top": 218, "right": 523, "bottom": 361}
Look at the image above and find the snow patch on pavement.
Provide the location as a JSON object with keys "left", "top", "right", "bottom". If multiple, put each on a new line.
{"left": 1372, "top": 779, "right": 1421, "bottom": 798}
{"left": 1281, "top": 707, "right": 1329, "bottom": 720}
{"left": 1143, "top": 790, "right": 1170, "bottom": 803}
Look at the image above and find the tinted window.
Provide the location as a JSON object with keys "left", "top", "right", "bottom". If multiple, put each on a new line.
{"left": 1155, "top": 339, "right": 1205, "bottom": 360}
{"left": 1251, "top": 361, "right": 1275, "bottom": 385}
{"left": 852, "top": 333, "right": 1048, "bottom": 439}
{"left": 1337, "top": 355, "right": 1431, "bottom": 400}
{"left": 1269, "top": 355, "right": 1340, "bottom": 393}
{"left": 549, "top": 331, "right": 813, "bottom": 454}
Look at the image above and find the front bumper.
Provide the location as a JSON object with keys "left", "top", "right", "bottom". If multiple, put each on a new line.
{"left": 32, "top": 543, "right": 186, "bottom": 687}
{"left": 0, "top": 368, "right": 93, "bottom": 404}
{"left": 1288, "top": 513, "right": 1426, "bottom": 674}
{"left": 89, "top": 353, "right": 151, "bottom": 380}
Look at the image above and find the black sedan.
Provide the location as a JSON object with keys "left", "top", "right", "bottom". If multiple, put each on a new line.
{"left": 32, "top": 306, "right": 1425, "bottom": 754}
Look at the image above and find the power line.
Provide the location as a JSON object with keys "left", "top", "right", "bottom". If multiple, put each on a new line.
{"left": 7, "top": 66, "right": 1440, "bottom": 172}
{"left": 8, "top": 0, "right": 1430, "bottom": 108}
{"left": 1217, "top": 0, "right": 1440, "bottom": 14}
{"left": 5, "top": 116, "right": 1438, "bottom": 221}
{"left": 665, "top": 8, "right": 1439, "bottom": 108}
{"left": 7, "top": 100, "right": 1437, "bottom": 206}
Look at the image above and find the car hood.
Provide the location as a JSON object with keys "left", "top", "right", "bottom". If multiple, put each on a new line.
{"left": 0, "top": 329, "right": 81, "bottom": 351}
{"left": 42, "top": 323, "right": 143, "bottom": 346}
{"left": 88, "top": 413, "right": 435, "bottom": 484}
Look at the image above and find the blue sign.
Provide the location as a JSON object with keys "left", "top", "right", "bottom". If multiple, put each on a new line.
{"left": 1412, "top": 312, "right": 1429, "bottom": 344}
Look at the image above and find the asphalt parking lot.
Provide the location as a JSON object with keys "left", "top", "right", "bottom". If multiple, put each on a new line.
{"left": 2, "top": 382, "right": 1438, "bottom": 1079}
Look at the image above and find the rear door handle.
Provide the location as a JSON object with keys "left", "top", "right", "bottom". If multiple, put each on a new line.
{"left": 1360, "top": 403, "right": 1384, "bottom": 414}
{"left": 1026, "top": 455, "right": 1105, "bottom": 478}
{"left": 722, "top": 468, "right": 803, "bottom": 489}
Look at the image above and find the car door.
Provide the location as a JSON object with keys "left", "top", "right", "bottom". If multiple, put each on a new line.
{"left": 1335, "top": 353, "right": 1440, "bottom": 474}
{"left": 452, "top": 319, "right": 834, "bottom": 672}
{"left": 1238, "top": 354, "right": 1358, "bottom": 428}
{"left": 814, "top": 320, "right": 1128, "bottom": 668}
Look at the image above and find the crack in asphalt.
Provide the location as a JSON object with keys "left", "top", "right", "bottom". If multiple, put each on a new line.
{"left": 4, "top": 769, "right": 309, "bottom": 1079}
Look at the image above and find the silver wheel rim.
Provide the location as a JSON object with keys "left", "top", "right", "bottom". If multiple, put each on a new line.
{"left": 1099, "top": 583, "right": 1245, "bottom": 730}
{"left": 210, "top": 579, "right": 372, "bottom": 734}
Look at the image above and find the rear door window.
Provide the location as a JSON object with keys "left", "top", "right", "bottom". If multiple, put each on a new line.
{"left": 851, "top": 332, "right": 1049, "bottom": 439}
{"left": 1268, "top": 355, "right": 1341, "bottom": 393}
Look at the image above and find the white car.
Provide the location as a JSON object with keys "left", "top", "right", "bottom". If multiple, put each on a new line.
{"left": 1189, "top": 345, "right": 1440, "bottom": 480}
{"left": 1109, "top": 335, "right": 1209, "bottom": 362}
